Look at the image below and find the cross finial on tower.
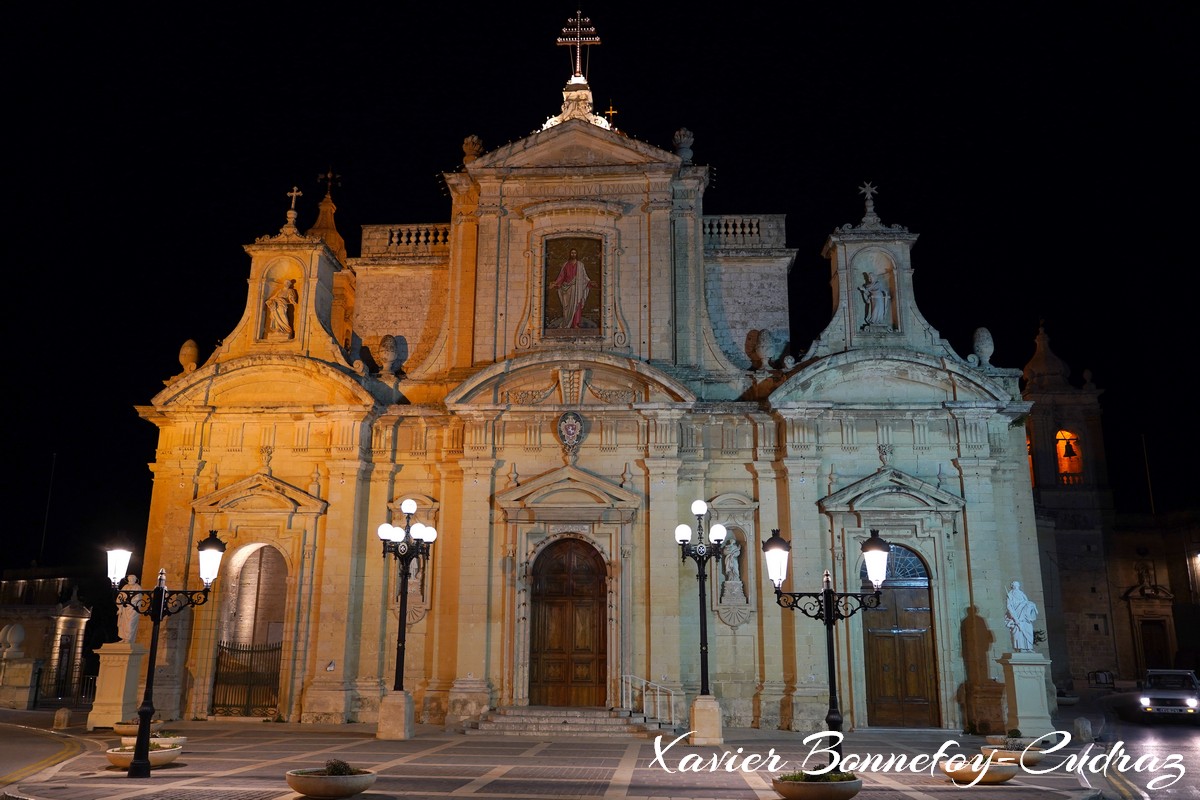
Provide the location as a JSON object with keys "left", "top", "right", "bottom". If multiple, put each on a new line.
{"left": 557, "top": 10, "right": 600, "bottom": 79}
{"left": 604, "top": 100, "right": 618, "bottom": 124}
{"left": 287, "top": 186, "right": 303, "bottom": 210}
{"left": 858, "top": 182, "right": 878, "bottom": 217}
{"left": 318, "top": 167, "right": 341, "bottom": 197}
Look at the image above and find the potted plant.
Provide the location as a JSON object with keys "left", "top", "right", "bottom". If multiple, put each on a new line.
{"left": 980, "top": 736, "right": 1046, "bottom": 766}
{"left": 771, "top": 768, "right": 862, "bottom": 799}
{"left": 120, "top": 729, "right": 188, "bottom": 748}
{"left": 111, "top": 718, "right": 165, "bottom": 736}
{"left": 105, "top": 741, "right": 183, "bottom": 769}
{"left": 939, "top": 756, "right": 1018, "bottom": 785}
{"left": 285, "top": 758, "right": 377, "bottom": 799}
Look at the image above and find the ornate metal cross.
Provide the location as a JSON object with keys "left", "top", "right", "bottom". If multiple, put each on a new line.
{"left": 557, "top": 10, "right": 601, "bottom": 78}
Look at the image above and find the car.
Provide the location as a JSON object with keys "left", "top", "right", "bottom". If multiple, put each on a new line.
{"left": 1136, "top": 669, "right": 1200, "bottom": 722}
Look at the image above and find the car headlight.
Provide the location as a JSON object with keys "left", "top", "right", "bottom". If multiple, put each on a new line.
{"left": 1187, "top": 698, "right": 1198, "bottom": 708}
{"left": 1140, "top": 696, "right": 1151, "bottom": 706}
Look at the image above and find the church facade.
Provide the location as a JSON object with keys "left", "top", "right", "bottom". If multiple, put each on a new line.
{"left": 133, "top": 32, "right": 1046, "bottom": 736}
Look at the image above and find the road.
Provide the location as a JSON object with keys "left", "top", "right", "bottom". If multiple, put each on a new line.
{"left": 0, "top": 722, "right": 83, "bottom": 795}
{"left": 1093, "top": 692, "right": 1200, "bottom": 798}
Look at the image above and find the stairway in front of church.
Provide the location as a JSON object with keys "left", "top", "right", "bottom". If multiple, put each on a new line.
{"left": 463, "top": 705, "right": 678, "bottom": 738}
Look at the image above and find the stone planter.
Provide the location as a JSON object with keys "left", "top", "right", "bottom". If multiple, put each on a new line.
{"left": 105, "top": 745, "right": 182, "bottom": 769}
{"left": 981, "top": 745, "right": 1045, "bottom": 766}
{"left": 771, "top": 776, "right": 863, "bottom": 800}
{"left": 285, "top": 768, "right": 377, "bottom": 798}
{"left": 111, "top": 720, "right": 165, "bottom": 736}
{"left": 121, "top": 735, "right": 188, "bottom": 748}
{"left": 939, "top": 759, "right": 1018, "bottom": 784}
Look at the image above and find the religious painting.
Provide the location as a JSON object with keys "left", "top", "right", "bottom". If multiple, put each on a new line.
{"left": 544, "top": 237, "right": 602, "bottom": 337}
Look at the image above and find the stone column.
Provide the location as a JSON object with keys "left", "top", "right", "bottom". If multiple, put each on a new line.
{"left": 87, "top": 642, "right": 146, "bottom": 730}
{"left": 447, "top": 458, "right": 497, "bottom": 724}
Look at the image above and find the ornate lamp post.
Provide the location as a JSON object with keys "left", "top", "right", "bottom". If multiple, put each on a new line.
{"left": 106, "top": 531, "right": 227, "bottom": 778}
{"left": 674, "top": 499, "right": 727, "bottom": 745}
{"left": 376, "top": 498, "right": 436, "bottom": 740}
{"left": 762, "top": 529, "right": 890, "bottom": 757}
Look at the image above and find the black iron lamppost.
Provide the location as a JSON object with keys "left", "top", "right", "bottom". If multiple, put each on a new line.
{"left": 106, "top": 531, "right": 227, "bottom": 778}
{"left": 762, "top": 529, "right": 890, "bottom": 757}
{"left": 674, "top": 499, "right": 727, "bottom": 744}
{"left": 377, "top": 498, "right": 437, "bottom": 693}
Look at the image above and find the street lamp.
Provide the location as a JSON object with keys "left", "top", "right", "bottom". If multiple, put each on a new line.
{"left": 106, "top": 531, "right": 227, "bottom": 778}
{"left": 376, "top": 498, "right": 436, "bottom": 740}
{"left": 674, "top": 499, "right": 727, "bottom": 744}
{"left": 762, "top": 528, "right": 890, "bottom": 757}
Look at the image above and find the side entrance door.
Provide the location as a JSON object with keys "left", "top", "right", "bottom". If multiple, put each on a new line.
{"left": 529, "top": 538, "right": 607, "bottom": 706}
{"left": 862, "top": 546, "right": 939, "bottom": 727}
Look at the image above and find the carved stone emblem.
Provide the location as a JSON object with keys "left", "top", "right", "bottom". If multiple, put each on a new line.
{"left": 557, "top": 411, "right": 585, "bottom": 460}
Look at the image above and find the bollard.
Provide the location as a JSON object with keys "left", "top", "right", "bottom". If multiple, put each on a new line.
{"left": 53, "top": 707, "right": 71, "bottom": 730}
{"left": 1073, "top": 715, "right": 1093, "bottom": 742}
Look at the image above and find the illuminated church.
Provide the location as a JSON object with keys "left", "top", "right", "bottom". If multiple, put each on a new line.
{"left": 131, "top": 14, "right": 1062, "bottom": 737}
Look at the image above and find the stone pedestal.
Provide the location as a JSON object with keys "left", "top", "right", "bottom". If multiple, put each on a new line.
{"left": 997, "top": 651, "right": 1054, "bottom": 738}
{"left": 688, "top": 694, "right": 724, "bottom": 745}
{"left": 0, "top": 657, "right": 39, "bottom": 709}
{"left": 87, "top": 641, "right": 145, "bottom": 730}
{"left": 376, "top": 690, "right": 415, "bottom": 740}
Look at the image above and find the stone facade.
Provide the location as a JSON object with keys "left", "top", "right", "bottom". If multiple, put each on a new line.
{"left": 132, "top": 60, "right": 1048, "bottom": 735}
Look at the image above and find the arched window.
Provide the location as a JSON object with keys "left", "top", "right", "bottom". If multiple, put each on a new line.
{"left": 860, "top": 543, "right": 928, "bottom": 586}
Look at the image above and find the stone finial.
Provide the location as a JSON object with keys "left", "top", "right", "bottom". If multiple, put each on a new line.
{"left": 378, "top": 334, "right": 398, "bottom": 376}
{"left": 179, "top": 339, "right": 199, "bottom": 373}
{"left": 973, "top": 327, "right": 995, "bottom": 367}
{"left": 463, "top": 135, "right": 484, "bottom": 165}
{"left": 673, "top": 128, "right": 695, "bottom": 164}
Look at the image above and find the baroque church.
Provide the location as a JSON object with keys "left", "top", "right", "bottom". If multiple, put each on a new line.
{"left": 131, "top": 16, "right": 1055, "bottom": 736}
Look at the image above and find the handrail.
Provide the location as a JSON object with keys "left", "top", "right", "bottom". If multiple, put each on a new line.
{"left": 620, "top": 674, "right": 676, "bottom": 727}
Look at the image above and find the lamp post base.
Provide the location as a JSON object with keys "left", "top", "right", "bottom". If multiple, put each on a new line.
{"left": 376, "top": 690, "right": 415, "bottom": 740}
{"left": 688, "top": 694, "right": 724, "bottom": 745}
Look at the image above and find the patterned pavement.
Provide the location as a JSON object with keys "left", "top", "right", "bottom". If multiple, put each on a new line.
{"left": 1, "top": 709, "right": 1115, "bottom": 800}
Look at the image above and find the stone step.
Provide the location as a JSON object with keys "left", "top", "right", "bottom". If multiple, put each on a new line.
{"left": 463, "top": 705, "right": 675, "bottom": 739}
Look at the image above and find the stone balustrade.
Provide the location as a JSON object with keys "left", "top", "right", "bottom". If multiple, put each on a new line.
{"left": 362, "top": 215, "right": 787, "bottom": 257}
{"left": 701, "top": 215, "right": 788, "bottom": 249}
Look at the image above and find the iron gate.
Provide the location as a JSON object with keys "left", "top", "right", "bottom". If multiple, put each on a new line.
{"left": 211, "top": 641, "right": 281, "bottom": 717}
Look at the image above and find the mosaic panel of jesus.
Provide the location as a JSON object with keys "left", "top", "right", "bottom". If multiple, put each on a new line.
{"left": 544, "top": 237, "right": 602, "bottom": 336}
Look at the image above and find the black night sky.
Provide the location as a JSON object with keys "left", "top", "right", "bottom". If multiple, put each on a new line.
{"left": 5, "top": 5, "right": 1194, "bottom": 575}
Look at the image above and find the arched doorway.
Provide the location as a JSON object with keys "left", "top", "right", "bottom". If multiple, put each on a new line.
{"left": 211, "top": 544, "right": 286, "bottom": 717}
{"left": 529, "top": 537, "right": 607, "bottom": 707}
{"left": 861, "top": 544, "right": 939, "bottom": 727}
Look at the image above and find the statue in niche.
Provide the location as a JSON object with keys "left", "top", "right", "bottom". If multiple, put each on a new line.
{"left": 720, "top": 538, "right": 747, "bottom": 604}
{"left": 858, "top": 271, "right": 891, "bottom": 328}
{"left": 265, "top": 279, "right": 298, "bottom": 339}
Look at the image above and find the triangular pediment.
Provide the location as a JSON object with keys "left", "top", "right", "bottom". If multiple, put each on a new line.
{"left": 819, "top": 468, "right": 965, "bottom": 514}
{"left": 446, "top": 352, "right": 695, "bottom": 408}
{"left": 192, "top": 472, "right": 328, "bottom": 516}
{"left": 151, "top": 355, "right": 377, "bottom": 410}
{"left": 470, "top": 119, "right": 677, "bottom": 171}
{"left": 496, "top": 464, "right": 641, "bottom": 524}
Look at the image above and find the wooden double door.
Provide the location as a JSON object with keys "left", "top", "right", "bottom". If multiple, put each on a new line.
{"left": 529, "top": 538, "right": 607, "bottom": 707}
{"left": 863, "top": 582, "right": 939, "bottom": 727}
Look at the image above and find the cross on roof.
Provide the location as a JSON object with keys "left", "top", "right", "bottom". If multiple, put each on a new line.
{"left": 604, "top": 100, "right": 618, "bottom": 124}
{"left": 557, "top": 10, "right": 600, "bottom": 79}
{"left": 318, "top": 167, "right": 341, "bottom": 196}
{"left": 287, "top": 186, "right": 303, "bottom": 210}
